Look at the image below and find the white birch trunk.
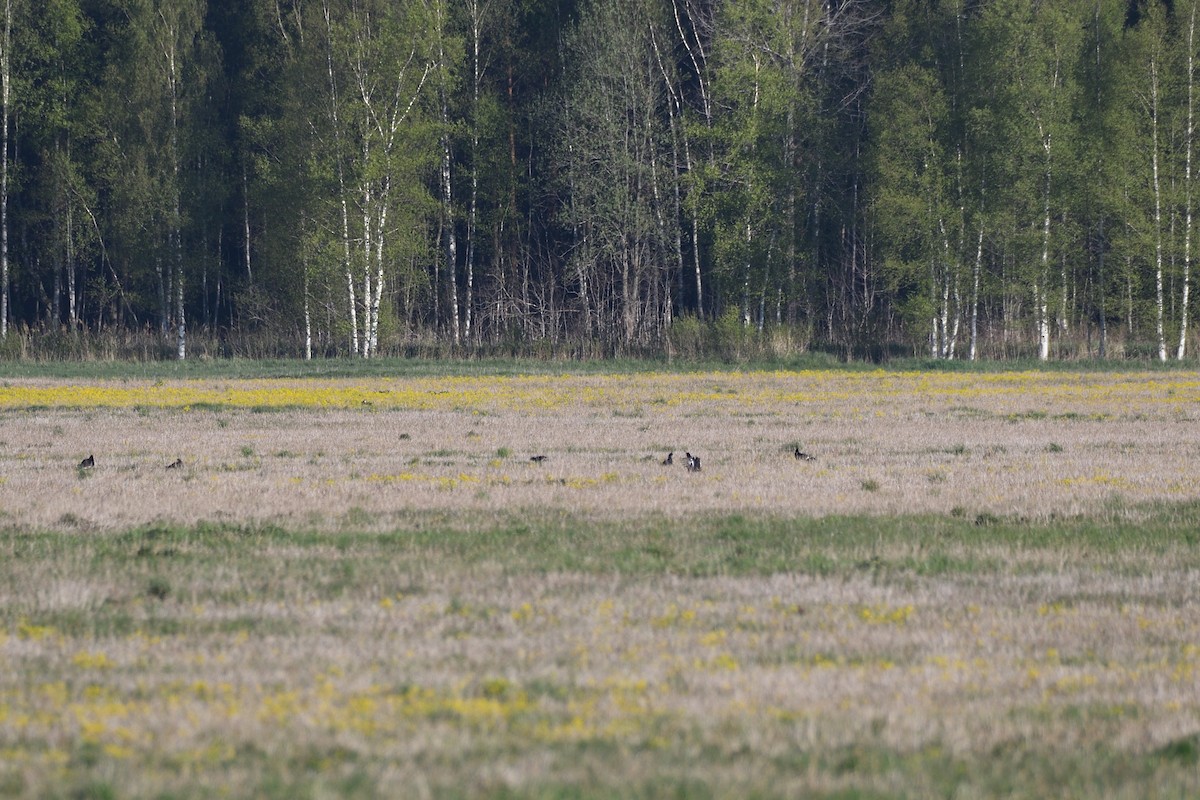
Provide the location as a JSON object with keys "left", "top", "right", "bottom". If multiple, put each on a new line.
{"left": 969, "top": 227, "right": 982, "bottom": 361}
{"left": 1038, "top": 137, "right": 1052, "bottom": 362}
{"left": 0, "top": 0, "right": 8, "bottom": 338}
{"left": 1059, "top": 231, "right": 1069, "bottom": 334}
{"left": 938, "top": 218, "right": 954, "bottom": 358}
{"left": 465, "top": 0, "right": 482, "bottom": 342}
{"left": 361, "top": 173, "right": 373, "bottom": 357}
{"left": 370, "top": 202, "right": 387, "bottom": 356}
{"left": 324, "top": 4, "right": 358, "bottom": 356}
{"left": 948, "top": 278, "right": 961, "bottom": 360}
{"left": 650, "top": 22, "right": 684, "bottom": 330}
{"left": 671, "top": 0, "right": 709, "bottom": 317}
{"left": 441, "top": 139, "right": 459, "bottom": 344}
{"left": 176, "top": 262, "right": 186, "bottom": 360}
{"left": 165, "top": 13, "right": 185, "bottom": 360}
{"left": 303, "top": 254, "right": 312, "bottom": 360}
{"left": 243, "top": 165, "right": 252, "bottom": 284}
{"left": 1151, "top": 56, "right": 1168, "bottom": 362}
{"left": 940, "top": 273, "right": 951, "bottom": 358}
{"left": 67, "top": 197, "right": 76, "bottom": 325}
{"left": 304, "top": 289, "right": 312, "bottom": 360}
{"left": 435, "top": 0, "right": 460, "bottom": 345}
{"left": 357, "top": 33, "right": 430, "bottom": 356}
{"left": 1181, "top": 3, "right": 1196, "bottom": 359}
{"left": 344, "top": 243, "right": 358, "bottom": 355}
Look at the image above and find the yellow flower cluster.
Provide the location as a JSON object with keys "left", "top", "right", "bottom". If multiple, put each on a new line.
{"left": 2, "top": 368, "right": 1196, "bottom": 415}
{"left": 857, "top": 604, "right": 915, "bottom": 625}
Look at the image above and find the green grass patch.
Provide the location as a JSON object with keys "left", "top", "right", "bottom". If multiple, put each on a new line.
{"left": 5, "top": 353, "right": 1200, "bottom": 382}
{"left": 6, "top": 503, "right": 1200, "bottom": 589}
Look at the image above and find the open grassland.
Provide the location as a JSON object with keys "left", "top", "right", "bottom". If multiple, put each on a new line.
{"left": 1, "top": 367, "right": 1200, "bottom": 798}
{"left": 4, "top": 369, "right": 1200, "bottom": 526}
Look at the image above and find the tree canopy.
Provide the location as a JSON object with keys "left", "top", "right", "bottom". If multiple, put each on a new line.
{"left": 1, "top": 0, "right": 1197, "bottom": 361}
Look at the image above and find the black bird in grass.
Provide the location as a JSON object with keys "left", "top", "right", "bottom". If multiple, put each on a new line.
{"left": 661, "top": 452, "right": 673, "bottom": 466}
{"left": 685, "top": 452, "right": 701, "bottom": 472}
{"left": 794, "top": 446, "right": 816, "bottom": 462}
{"left": 78, "top": 454, "right": 94, "bottom": 469}
{"left": 530, "top": 454, "right": 548, "bottom": 463}
{"left": 166, "top": 458, "right": 183, "bottom": 470}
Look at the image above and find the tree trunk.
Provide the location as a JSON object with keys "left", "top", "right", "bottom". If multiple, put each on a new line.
{"left": 1038, "top": 131, "right": 1052, "bottom": 362}
{"left": 0, "top": 0, "right": 9, "bottom": 338}
{"left": 440, "top": 135, "right": 459, "bottom": 345}
{"left": 243, "top": 164, "right": 252, "bottom": 284}
{"left": 164, "top": 13, "right": 185, "bottom": 360}
{"left": 304, "top": 273, "right": 312, "bottom": 360}
{"left": 324, "top": 3, "right": 358, "bottom": 356}
{"left": 1151, "top": 56, "right": 1167, "bottom": 362}
{"left": 671, "top": 0, "right": 710, "bottom": 319}
{"left": 1098, "top": 217, "right": 1107, "bottom": 358}
{"left": 466, "top": 4, "right": 480, "bottom": 342}
{"left": 370, "top": 201, "right": 386, "bottom": 357}
{"left": 435, "top": 0, "right": 459, "bottom": 346}
{"left": 1181, "top": 2, "right": 1196, "bottom": 359}
{"left": 969, "top": 227, "right": 982, "bottom": 360}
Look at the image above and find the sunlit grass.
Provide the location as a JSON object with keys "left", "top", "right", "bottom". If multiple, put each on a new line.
{"left": 4, "top": 369, "right": 1200, "bottom": 530}
{"left": 2, "top": 513, "right": 1200, "bottom": 798}
{"left": 2, "top": 367, "right": 1200, "bottom": 797}
{"left": 3, "top": 368, "right": 1200, "bottom": 414}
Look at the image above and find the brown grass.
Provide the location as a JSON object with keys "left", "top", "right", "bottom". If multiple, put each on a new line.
{"left": 1, "top": 369, "right": 1200, "bottom": 797}
{"left": 1, "top": 369, "right": 1199, "bottom": 529}
{"left": 2, "top": 543, "right": 1199, "bottom": 797}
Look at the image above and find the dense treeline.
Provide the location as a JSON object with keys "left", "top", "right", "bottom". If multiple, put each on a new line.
{"left": 0, "top": 0, "right": 1196, "bottom": 360}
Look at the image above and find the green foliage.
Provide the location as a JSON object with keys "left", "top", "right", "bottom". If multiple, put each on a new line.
{"left": 4, "top": 0, "right": 1200, "bottom": 361}
{"left": 9, "top": 502, "right": 1200, "bottom": 586}
{"left": 145, "top": 575, "right": 171, "bottom": 601}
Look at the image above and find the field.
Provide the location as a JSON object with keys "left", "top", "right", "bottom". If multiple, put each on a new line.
{"left": 2, "top": 365, "right": 1200, "bottom": 798}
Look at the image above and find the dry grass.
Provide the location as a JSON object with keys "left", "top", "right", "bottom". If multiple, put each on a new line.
{"left": 2, "top": 369, "right": 1199, "bottom": 529}
{"left": 1, "top": 368, "right": 1199, "bottom": 798}
{"left": 2, "top": 532, "right": 1199, "bottom": 798}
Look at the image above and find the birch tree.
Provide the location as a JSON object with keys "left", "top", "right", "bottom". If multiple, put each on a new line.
{"left": 311, "top": 0, "right": 438, "bottom": 357}
{"left": 460, "top": 0, "right": 512, "bottom": 342}
{"left": 557, "top": 0, "right": 676, "bottom": 344}
{"left": 0, "top": 0, "right": 11, "bottom": 337}
{"left": 870, "top": 62, "right": 953, "bottom": 356}
{"left": 867, "top": 0, "right": 979, "bottom": 358}
{"left": 95, "top": 0, "right": 210, "bottom": 358}
{"left": 970, "top": 0, "right": 1081, "bottom": 360}
{"left": 708, "top": 0, "right": 816, "bottom": 332}
{"left": 432, "top": 0, "right": 461, "bottom": 344}
{"left": 1127, "top": 2, "right": 1174, "bottom": 362}
{"left": 1075, "top": 0, "right": 1132, "bottom": 359}
{"left": 1179, "top": 0, "right": 1198, "bottom": 358}
{"left": 669, "top": 0, "right": 717, "bottom": 319}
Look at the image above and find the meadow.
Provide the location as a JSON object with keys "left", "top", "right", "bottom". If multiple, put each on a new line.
{"left": 1, "top": 364, "right": 1199, "bottom": 798}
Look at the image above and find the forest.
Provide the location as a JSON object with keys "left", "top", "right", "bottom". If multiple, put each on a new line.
{"left": 0, "top": 0, "right": 1196, "bottom": 361}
